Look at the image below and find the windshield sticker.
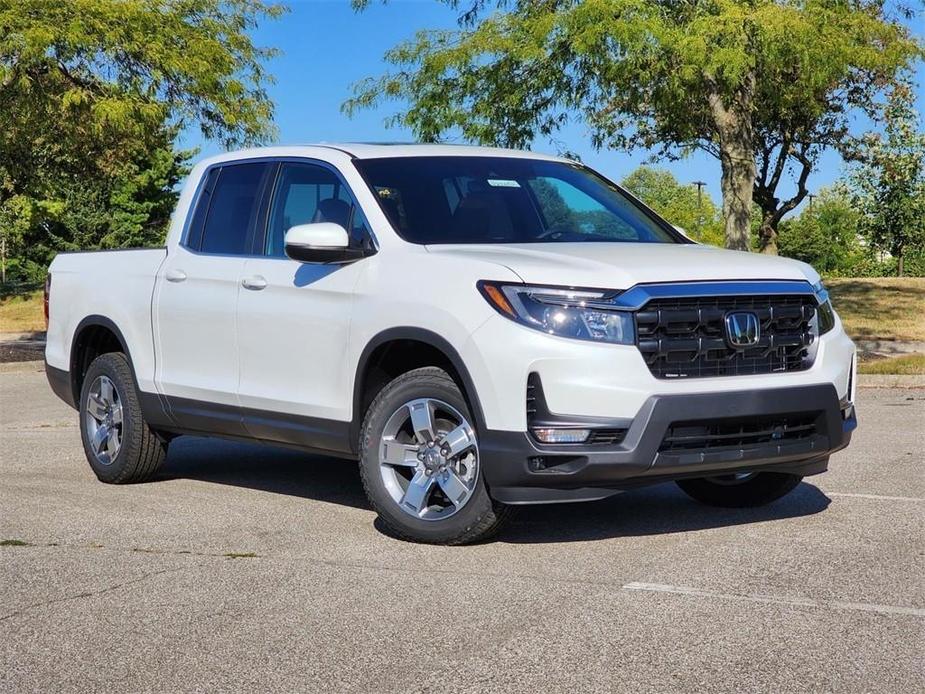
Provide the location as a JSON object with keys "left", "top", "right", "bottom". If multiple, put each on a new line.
{"left": 487, "top": 179, "right": 521, "bottom": 188}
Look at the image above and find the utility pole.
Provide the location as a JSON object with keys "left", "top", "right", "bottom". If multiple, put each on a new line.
{"left": 808, "top": 193, "right": 817, "bottom": 211}
{"left": 692, "top": 181, "right": 707, "bottom": 239}
{"left": 692, "top": 181, "right": 707, "bottom": 208}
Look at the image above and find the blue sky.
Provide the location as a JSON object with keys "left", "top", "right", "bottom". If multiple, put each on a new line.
{"left": 180, "top": 0, "right": 924, "bottom": 217}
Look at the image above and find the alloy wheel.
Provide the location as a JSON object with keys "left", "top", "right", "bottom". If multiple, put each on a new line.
{"left": 84, "top": 375, "right": 123, "bottom": 465}
{"left": 378, "top": 398, "right": 479, "bottom": 521}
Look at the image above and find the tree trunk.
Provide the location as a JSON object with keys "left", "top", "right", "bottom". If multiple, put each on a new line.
{"left": 897, "top": 249, "right": 904, "bottom": 277}
{"left": 757, "top": 211, "right": 779, "bottom": 255}
{"left": 709, "top": 83, "right": 756, "bottom": 252}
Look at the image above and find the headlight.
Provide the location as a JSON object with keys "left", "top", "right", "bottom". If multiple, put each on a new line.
{"left": 812, "top": 281, "right": 836, "bottom": 335}
{"left": 478, "top": 281, "right": 635, "bottom": 345}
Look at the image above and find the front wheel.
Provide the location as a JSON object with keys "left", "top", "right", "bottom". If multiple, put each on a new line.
{"left": 358, "top": 367, "right": 510, "bottom": 544}
{"left": 676, "top": 471, "right": 802, "bottom": 508}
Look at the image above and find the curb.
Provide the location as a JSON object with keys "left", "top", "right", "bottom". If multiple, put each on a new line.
{"left": 858, "top": 374, "right": 925, "bottom": 389}
{"left": 0, "top": 331, "right": 46, "bottom": 342}
{"left": 0, "top": 360, "right": 44, "bottom": 374}
{"left": 855, "top": 340, "right": 925, "bottom": 357}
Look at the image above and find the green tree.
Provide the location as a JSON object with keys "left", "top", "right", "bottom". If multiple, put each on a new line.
{"left": 347, "top": 0, "right": 921, "bottom": 253}
{"left": 1, "top": 129, "right": 193, "bottom": 283}
{"left": 777, "top": 187, "right": 863, "bottom": 274}
{"left": 620, "top": 166, "right": 724, "bottom": 245}
{"left": 847, "top": 81, "right": 925, "bottom": 277}
{"left": 0, "top": 0, "right": 285, "bottom": 279}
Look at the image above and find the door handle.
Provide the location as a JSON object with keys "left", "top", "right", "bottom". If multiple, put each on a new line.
{"left": 242, "top": 275, "right": 267, "bottom": 291}
{"left": 165, "top": 269, "right": 187, "bottom": 283}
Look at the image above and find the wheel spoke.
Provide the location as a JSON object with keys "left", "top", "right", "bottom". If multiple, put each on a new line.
{"left": 106, "top": 429, "right": 120, "bottom": 457}
{"left": 409, "top": 400, "right": 436, "bottom": 444}
{"left": 110, "top": 402, "right": 123, "bottom": 426}
{"left": 86, "top": 395, "right": 107, "bottom": 421}
{"left": 400, "top": 470, "right": 436, "bottom": 516}
{"left": 381, "top": 439, "right": 419, "bottom": 467}
{"left": 437, "top": 469, "right": 470, "bottom": 507}
{"left": 91, "top": 424, "right": 109, "bottom": 455}
{"left": 99, "top": 377, "right": 114, "bottom": 403}
{"left": 441, "top": 424, "right": 475, "bottom": 459}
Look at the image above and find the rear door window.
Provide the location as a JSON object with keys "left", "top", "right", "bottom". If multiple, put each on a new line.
{"left": 193, "top": 162, "right": 272, "bottom": 255}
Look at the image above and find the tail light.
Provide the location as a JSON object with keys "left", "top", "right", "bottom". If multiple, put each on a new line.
{"left": 44, "top": 274, "right": 51, "bottom": 330}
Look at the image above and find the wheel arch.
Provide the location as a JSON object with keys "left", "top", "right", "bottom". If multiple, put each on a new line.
{"left": 351, "top": 328, "right": 487, "bottom": 451}
{"left": 69, "top": 315, "right": 136, "bottom": 406}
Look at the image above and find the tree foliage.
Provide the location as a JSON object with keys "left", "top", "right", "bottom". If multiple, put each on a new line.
{"left": 347, "top": 0, "right": 922, "bottom": 252}
{"left": 0, "top": 130, "right": 193, "bottom": 282}
{"left": 846, "top": 80, "right": 925, "bottom": 276}
{"left": 620, "top": 166, "right": 724, "bottom": 246}
{"left": 777, "top": 187, "right": 864, "bottom": 274}
{"left": 0, "top": 0, "right": 285, "bottom": 281}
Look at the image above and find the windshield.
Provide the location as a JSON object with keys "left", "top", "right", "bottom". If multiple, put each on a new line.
{"left": 354, "top": 156, "right": 681, "bottom": 245}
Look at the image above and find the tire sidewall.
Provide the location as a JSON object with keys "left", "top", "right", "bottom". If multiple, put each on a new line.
{"left": 359, "top": 368, "right": 497, "bottom": 544}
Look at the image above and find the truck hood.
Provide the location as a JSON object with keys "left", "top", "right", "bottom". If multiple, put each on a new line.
{"left": 425, "top": 242, "right": 819, "bottom": 289}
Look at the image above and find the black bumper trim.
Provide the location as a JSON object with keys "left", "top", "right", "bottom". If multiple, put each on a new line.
{"left": 481, "top": 383, "right": 855, "bottom": 504}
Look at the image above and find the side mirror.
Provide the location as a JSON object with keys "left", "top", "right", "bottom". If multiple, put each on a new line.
{"left": 284, "top": 223, "right": 370, "bottom": 264}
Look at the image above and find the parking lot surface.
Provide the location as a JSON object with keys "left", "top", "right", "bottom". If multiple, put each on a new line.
{"left": 1, "top": 362, "right": 923, "bottom": 693}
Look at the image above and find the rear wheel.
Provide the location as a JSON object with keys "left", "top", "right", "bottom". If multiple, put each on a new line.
{"left": 79, "top": 352, "right": 166, "bottom": 484}
{"left": 676, "top": 471, "right": 802, "bottom": 508}
{"left": 358, "top": 367, "right": 510, "bottom": 544}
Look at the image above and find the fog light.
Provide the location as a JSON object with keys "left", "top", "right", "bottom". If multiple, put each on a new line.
{"left": 532, "top": 428, "right": 590, "bottom": 444}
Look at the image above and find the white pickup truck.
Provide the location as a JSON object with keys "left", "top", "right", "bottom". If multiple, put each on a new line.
{"left": 45, "top": 144, "right": 857, "bottom": 544}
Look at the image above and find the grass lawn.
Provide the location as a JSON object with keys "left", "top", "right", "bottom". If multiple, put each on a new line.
{"left": 826, "top": 277, "right": 925, "bottom": 342}
{"left": 0, "top": 290, "right": 44, "bottom": 333}
{"left": 858, "top": 353, "right": 925, "bottom": 375}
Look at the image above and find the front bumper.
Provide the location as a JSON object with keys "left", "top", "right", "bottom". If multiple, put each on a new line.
{"left": 481, "top": 383, "right": 856, "bottom": 504}
{"left": 464, "top": 310, "right": 856, "bottom": 432}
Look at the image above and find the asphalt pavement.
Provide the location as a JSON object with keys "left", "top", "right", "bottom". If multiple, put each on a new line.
{"left": 1, "top": 361, "right": 923, "bottom": 693}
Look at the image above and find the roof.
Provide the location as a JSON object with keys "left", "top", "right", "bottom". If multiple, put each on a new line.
{"left": 317, "top": 142, "right": 572, "bottom": 162}
{"left": 197, "top": 143, "right": 572, "bottom": 168}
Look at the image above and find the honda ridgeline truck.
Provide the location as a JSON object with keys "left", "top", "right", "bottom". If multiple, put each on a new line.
{"left": 45, "top": 144, "right": 857, "bottom": 544}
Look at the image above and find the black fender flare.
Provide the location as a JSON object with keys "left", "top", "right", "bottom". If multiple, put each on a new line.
{"left": 68, "top": 315, "right": 173, "bottom": 428}
{"left": 70, "top": 315, "right": 135, "bottom": 400}
{"left": 350, "top": 327, "right": 487, "bottom": 447}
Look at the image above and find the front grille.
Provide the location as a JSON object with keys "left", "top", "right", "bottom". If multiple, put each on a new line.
{"left": 635, "top": 295, "right": 816, "bottom": 378}
{"left": 659, "top": 414, "right": 819, "bottom": 452}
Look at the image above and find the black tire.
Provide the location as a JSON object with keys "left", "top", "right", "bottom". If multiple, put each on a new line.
{"left": 676, "top": 471, "right": 802, "bottom": 508}
{"left": 78, "top": 352, "right": 166, "bottom": 484}
{"left": 358, "top": 367, "right": 510, "bottom": 545}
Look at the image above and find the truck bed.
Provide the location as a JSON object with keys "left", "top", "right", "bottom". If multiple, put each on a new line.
{"left": 45, "top": 248, "right": 168, "bottom": 395}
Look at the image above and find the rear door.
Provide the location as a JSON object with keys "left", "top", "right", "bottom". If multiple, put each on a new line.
{"left": 236, "top": 160, "right": 373, "bottom": 448}
{"left": 154, "top": 161, "right": 273, "bottom": 435}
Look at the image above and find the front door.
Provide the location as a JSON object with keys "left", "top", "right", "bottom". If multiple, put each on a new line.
{"left": 236, "top": 161, "right": 373, "bottom": 450}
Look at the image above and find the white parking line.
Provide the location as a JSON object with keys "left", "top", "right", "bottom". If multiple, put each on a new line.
{"left": 623, "top": 582, "right": 925, "bottom": 618}
{"left": 824, "top": 492, "right": 925, "bottom": 502}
